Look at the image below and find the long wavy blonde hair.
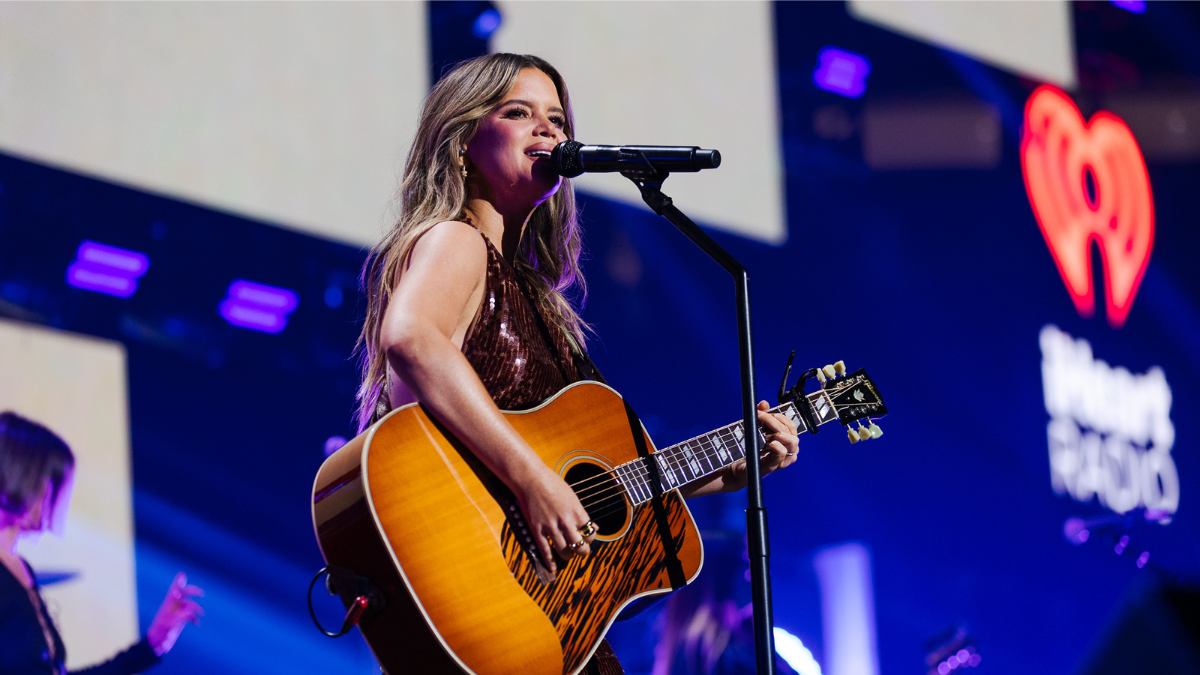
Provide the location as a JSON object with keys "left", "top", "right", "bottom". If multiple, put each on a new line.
{"left": 355, "top": 54, "right": 589, "bottom": 432}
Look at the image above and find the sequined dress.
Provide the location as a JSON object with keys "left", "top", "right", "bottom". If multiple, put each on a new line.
{"left": 460, "top": 229, "right": 624, "bottom": 675}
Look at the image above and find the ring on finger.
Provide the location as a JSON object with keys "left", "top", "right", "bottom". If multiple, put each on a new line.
{"left": 568, "top": 538, "right": 587, "bottom": 550}
{"left": 578, "top": 522, "right": 598, "bottom": 537}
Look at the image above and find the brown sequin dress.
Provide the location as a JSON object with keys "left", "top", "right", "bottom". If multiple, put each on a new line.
{"left": 461, "top": 229, "right": 625, "bottom": 675}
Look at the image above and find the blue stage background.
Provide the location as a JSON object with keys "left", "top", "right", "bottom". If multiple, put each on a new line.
{"left": 2, "top": 2, "right": 1199, "bottom": 674}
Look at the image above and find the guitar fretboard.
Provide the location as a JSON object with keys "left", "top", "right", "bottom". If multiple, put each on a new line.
{"left": 613, "top": 389, "right": 839, "bottom": 505}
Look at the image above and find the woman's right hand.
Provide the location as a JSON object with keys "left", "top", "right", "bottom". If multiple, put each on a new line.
{"left": 146, "top": 572, "right": 204, "bottom": 656}
{"left": 516, "top": 465, "right": 597, "bottom": 573}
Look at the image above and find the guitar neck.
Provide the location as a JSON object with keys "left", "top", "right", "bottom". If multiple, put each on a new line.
{"left": 613, "top": 388, "right": 841, "bottom": 504}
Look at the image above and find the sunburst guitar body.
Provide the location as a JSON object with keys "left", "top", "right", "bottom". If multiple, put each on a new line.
{"left": 312, "top": 367, "right": 886, "bottom": 675}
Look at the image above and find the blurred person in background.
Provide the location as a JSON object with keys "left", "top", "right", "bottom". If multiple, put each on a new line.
{"left": 0, "top": 411, "right": 203, "bottom": 675}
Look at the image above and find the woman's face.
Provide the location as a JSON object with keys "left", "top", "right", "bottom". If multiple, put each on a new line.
{"left": 466, "top": 68, "right": 567, "bottom": 211}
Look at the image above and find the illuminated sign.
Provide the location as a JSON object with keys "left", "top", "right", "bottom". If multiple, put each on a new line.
{"left": 218, "top": 280, "right": 299, "bottom": 334}
{"left": 65, "top": 240, "right": 150, "bottom": 298}
{"left": 1021, "top": 85, "right": 1153, "bottom": 328}
{"left": 1040, "top": 325, "right": 1178, "bottom": 516}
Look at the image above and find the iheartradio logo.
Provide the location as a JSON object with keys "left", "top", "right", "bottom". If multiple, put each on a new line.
{"left": 1020, "top": 85, "right": 1154, "bottom": 329}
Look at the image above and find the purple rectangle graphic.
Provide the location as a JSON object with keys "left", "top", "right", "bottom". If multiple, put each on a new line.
{"left": 76, "top": 240, "right": 150, "bottom": 277}
{"left": 226, "top": 280, "right": 299, "bottom": 313}
{"left": 66, "top": 262, "right": 138, "bottom": 298}
{"left": 219, "top": 299, "right": 289, "bottom": 334}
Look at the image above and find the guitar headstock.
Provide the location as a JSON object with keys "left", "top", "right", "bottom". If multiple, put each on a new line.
{"left": 815, "top": 361, "right": 888, "bottom": 444}
{"left": 779, "top": 353, "right": 888, "bottom": 444}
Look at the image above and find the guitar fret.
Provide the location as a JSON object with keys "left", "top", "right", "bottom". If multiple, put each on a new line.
{"left": 617, "top": 462, "right": 642, "bottom": 504}
{"left": 697, "top": 436, "right": 719, "bottom": 474}
{"left": 655, "top": 454, "right": 678, "bottom": 491}
{"left": 638, "top": 458, "right": 657, "bottom": 502}
{"left": 711, "top": 433, "right": 731, "bottom": 463}
{"left": 679, "top": 443, "right": 700, "bottom": 481}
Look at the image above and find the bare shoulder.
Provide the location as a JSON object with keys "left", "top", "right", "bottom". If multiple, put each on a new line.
{"left": 405, "top": 220, "right": 487, "bottom": 274}
{"left": 392, "top": 220, "right": 488, "bottom": 322}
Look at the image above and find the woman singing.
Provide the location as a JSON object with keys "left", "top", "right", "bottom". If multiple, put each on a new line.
{"left": 355, "top": 53, "right": 799, "bottom": 673}
{"left": 0, "top": 411, "right": 203, "bottom": 675}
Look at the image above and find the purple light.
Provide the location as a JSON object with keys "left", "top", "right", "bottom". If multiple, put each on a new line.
{"left": 219, "top": 300, "right": 287, "bottom": 333}
{"left": 77, "top": 241, "right": 149, "bottom": 276}
{"left": 813, "top": 47, "right": 871, "bottom": 98}
{"left": 938, "top": 663, "right": 950, "bottom": 675}
{"left": 813, "top": 542, "right": 879, "bottom": 675}
{"left": 219, "top": 280, "right": 299, "bottom": 334}
{"left": 968, "top": 654, "right": 981, "bottom": 667}
{"left": 1110, "top": 0, "right": 1146, "bottom": 13}
{"left": 473, "top": 8, "right": 502, "bottom": 38}
{"left": 65, "top": 241, "right": 150, "bottom": 298}
{"left": 227, "top": 280, "right": 299, "bottom": 313}
{"left": 1136, "top": 551, "right": 1150, "bottom": 568}
{"left": 324, "top": 436, "right": 347, "bottom": 457}
{"left": 66, "top": 263, "right": 138, "bottom": 298}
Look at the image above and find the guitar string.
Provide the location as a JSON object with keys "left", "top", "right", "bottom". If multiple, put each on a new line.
{"left": 570, "top": 426, "right": 739, "bottom": 502}
{"left": 564, "top": 401, "right": 799, "bottom": 495}
{"left": 567, "top": 402, "right": 810, "bottom": 506}
{"left": 572, "top": 447, "right": 713, "bottom": 509}
{"left": 571, "top": 429, "right": 806, "bottom": 514}
{"left": 567, "top": 397, "right": 879, "bottom": 505}
{"left": 575, "top": 397, "right": 860, "bottom": 504}
{"left": 574, "top": 430, "right": 778, "bottom": 512}
{"left": 575, "top": 408, "right": 872, "bottom": 513}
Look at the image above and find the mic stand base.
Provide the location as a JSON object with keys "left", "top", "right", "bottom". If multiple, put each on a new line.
{"left": 622, "top": 169, "right": 776, "bottom": 675}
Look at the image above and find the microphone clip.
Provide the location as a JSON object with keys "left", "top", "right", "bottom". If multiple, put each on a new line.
{"left": 621, "top": 152, "right": 672, "bottom": 215}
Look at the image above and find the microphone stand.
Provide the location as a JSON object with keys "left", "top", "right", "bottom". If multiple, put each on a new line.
{"left": 619, "top": 165, "right": 776, "bottom": 675}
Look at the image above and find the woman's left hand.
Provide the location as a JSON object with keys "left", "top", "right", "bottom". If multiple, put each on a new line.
{"left": 755, "top": 399, "right": 801, "bottom": 476}
{"left": 726, "top": 400, "right": 800, "bottom": 488}
{"left": 682, "top": 401, "right": 800, "bottom": 498}
{"left": 147, "top": 572, "right": 204, "bottom": 656}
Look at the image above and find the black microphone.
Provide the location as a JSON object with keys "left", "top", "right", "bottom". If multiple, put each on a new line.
{"left": 551, "top": 140, "right": 721, "bottom": 178}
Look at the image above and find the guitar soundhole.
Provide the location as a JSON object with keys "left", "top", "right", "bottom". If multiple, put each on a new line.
{"left": 564, "top": 461, "right": 628, "bottom": 537}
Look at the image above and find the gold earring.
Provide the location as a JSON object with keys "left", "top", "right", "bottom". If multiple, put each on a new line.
{"left": 461, "top": 164, "right": 468, "bottom": 179}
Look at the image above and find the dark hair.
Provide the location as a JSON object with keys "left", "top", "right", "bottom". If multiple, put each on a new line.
{"left": 0, "top": 411, "right": 75, "bottom": 520}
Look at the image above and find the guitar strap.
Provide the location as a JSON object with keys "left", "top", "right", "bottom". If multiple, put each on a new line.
{"left": 622, "top": 398, "right": 686, "bottom": 591}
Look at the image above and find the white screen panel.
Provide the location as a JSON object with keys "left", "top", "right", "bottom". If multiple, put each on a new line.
{"left": 0, "top": 318, "right": 136, "bottom": 669}
{"left": 849, "top": 0, "right": 1076, "bottom": 88}
{"left": 0, "top": 2, "right": 428, "bottom": 247}
{"left": 492, "top": 1, "right": 786, "bottom": 245}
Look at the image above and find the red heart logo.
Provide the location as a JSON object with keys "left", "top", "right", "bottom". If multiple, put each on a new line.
{"left": 1021, "top": 85, "right": 1154, "bottom": 328}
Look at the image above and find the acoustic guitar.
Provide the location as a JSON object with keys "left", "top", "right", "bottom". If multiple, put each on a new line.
{"left": 311, "top": 362, "right": 886, "bottom": 675}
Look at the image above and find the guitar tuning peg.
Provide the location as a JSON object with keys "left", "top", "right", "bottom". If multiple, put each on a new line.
{"left": 846, "top": 427, "right": 859, "bottom": 444}
{"left": 822, "top": 364, "right": 837, "bottom": 380}
{"left": 833, "top": 360, "right": 846, "bottom": 376}
{"left": 857, "top": 423, "right": 871, "bottom": 442}
{"left": 868, "top": 422, "right": 883, "bottom": 439}
{"left": 815, "top": 368, "right": 827, "bottom": 383}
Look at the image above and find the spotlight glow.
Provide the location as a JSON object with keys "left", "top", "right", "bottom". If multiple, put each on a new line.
{"left": 1110, "top": 0, "right": 1146, "bottom": 13}
{"left": 773, "top": 627, "right": 823, "bottom": 675}
{"left": 473, "top": 9, "right": 502, "bottom": 39}
{"left": 813, "top": 47, "right": 871, "bottom": 98}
